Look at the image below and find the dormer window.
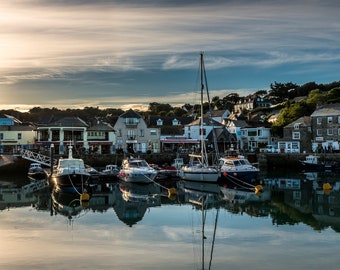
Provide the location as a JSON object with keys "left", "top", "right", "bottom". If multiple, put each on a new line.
{"left": 172, "top": 118, "right": 179, "bottom": 126}
{"left": 124, "top": 118, "right": 139, "bottom": 125}
{"left": 157, "top": 119, "right": 163, "bottom": 126}
{"left": 294, "top": 123, "right": 300, "bottom": 130}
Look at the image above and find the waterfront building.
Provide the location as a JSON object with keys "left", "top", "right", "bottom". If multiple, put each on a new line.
{"left": 87, "top": 122, "right": 116, "bottom": 154}
{"left": 0, "top": 114, "right": 36, "bottom": 154}
{"left": 113, "top": 109, "right": 161, "bottom": 154}
{"left": 36, "top": 117, "right": 89, "bottom": 155}
{"left": 310, "top": 103, "right": 340, "bottom": 152}
{"left": 279, "top": 116, "right": 312, "bottom": 153}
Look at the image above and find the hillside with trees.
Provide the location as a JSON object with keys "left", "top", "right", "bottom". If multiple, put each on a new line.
{"left": 1, "top": 80, "right": 340, "bottom": 137}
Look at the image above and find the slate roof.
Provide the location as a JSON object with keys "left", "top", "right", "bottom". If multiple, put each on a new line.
{"left": 43, "top": 117, "right": 89, "bottom": 127}
{"left": 285, "top": 116, "right": 311, "bottom": 128}
{"left": 187, "top": 117, "right": 223, "bottom": 127}
{"left": 87, "top": 122, "right": 115, "bottom": 131}
{"left": 311, "top": 103, "right": 340, "bottom": 117}
{"left": 120, "top": 109, "right": 142, "bottom": 119}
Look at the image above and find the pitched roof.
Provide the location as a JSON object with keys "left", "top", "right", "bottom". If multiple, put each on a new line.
{"left": 284, "top": 116, "right": 311, "bottom": 128}
{"left": 48, "top": 117, "right": 89, "bottom": 127}
{"left": 120, "top": 109, "right": 142, "bottom": 119}
{"left": 311, "top": 103, "right": 340, "bottom": 117}
{"left": 147, "top": 115, "right": 194, "bottom": 126}
{"left": 88, "top": 122, "right": 115, "bottom": 131}
{"left": 187, "top": 117, "right": 223, "bottom": 127}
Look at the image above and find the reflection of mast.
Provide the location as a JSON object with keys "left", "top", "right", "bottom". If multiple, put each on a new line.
{"left": 200, "top": 194, "right": 219, "bottom": 270}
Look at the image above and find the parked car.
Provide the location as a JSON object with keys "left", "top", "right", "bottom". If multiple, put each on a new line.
{"left": 263, "top": 145, "right": 279, "bottom": 153}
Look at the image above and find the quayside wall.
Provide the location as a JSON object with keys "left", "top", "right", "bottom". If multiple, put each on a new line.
{"left": 257, "top": 152, "right": 340, "bottom": 171}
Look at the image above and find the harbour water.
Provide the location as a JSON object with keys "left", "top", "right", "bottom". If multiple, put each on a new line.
{"left": 1, "top": 169, "right": 340, "bottom": 270}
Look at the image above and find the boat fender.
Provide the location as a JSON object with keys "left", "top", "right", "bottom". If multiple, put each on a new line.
{"left": 323, "top": 183, "right": 332, "bottom": 191}
{"left": 168, "top": 187, "right": 177, "bottom": 197}
{"left": 255, "top": 185, "right": 264, "bottom": 195}
{"left": 168, "top": 188, "right": 177, "bottom": 201}
{"left": 223, "top": 172, "right": 228, "bottom": 177}
{"left": 80, "top": 192, "right": 90, "bottom": 202}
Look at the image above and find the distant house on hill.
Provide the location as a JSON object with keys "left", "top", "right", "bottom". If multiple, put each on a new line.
{"left": 233, "top": 95, "right": 272, "bottom": 114}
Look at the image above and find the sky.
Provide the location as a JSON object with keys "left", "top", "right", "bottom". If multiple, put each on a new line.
{"left": 1, "top": 0, "right": 340, "bottom": 112}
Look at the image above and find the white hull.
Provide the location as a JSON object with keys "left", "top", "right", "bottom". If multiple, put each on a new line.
{"left": 119, "top": 171, "right": 157, "bottom": 183}
{"left": 179, "top": 166, "right": 219, "bottom": 183}
{"left": 119, "top": 158, "right": 157, "bottom": 183}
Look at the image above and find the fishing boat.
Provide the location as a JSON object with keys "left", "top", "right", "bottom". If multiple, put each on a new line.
{"left": 179, "top": 52, "right": 219, "bottom": 183}
{"left": 218, "top": 154, "right": 259, "bottom": 189}
{"left": 50, "top": 145, "right": 91, "bottom": 192}
{"left": 300, "top": 154, "right": 337, "bottom": 172}
{"left": 27, "top": 162, "right": 47, "bottom": 180}
{"left": 118, "top": 157, "right": 157, "bottom": 183}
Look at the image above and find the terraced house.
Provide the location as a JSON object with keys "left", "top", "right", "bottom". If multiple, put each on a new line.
{"left": 310, "top": 103, "right": 340, "bottom": 152}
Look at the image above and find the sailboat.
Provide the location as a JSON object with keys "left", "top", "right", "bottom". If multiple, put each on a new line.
{"left": 179, "top": 52, "right": 220, "bottom": 183}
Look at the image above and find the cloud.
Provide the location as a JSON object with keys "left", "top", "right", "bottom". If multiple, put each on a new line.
{"left": 1, "top": 1, "right": 340, "bottom": 110}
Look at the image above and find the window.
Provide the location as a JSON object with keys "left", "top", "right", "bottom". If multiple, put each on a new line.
{"left": 156, "top": 119, "right": 163, "bottom": 126}
{"left": 327, "top": 129, "right": 333, "bottom": 136}
{"left": 294, "top": 123, "right": 300, "bottom": 130}
{"left": 127, "top": 130, "right": 135, "bottom": 139}
{"left": 200, "top": 128, "right": 206, "bottom": 136}
{"left": 150, "top": 129, "right": 157, "bottom": 135}
{"left": 118, "top": 129, "right": 122, "bottom": 137}
{"left": 317, "top": 118, "right": 322, "bottom": 125}
{"left": 140, "top": 129, "right": 144, "bottom": 137}
{"left": 338, "top": 128, "right": 340, "bottom": 135}
{"left": 338, "top": 116, "right": 340, "bottom": 124}
{"left": 0, "top": 133, "right": 3, "bottom": 140}
{"left": 316, "top": 129, "right": 322, "bottom": 136}
{"left": 257, "top": 129, "right": 262, "bottom": 136}
{"left": 18, "top": 133, "right": 22, "bottom": 140}
{"left": 327, "top": 116, "right": 333, "bottom": 124}
{"left": 292, "top": 132, "right": 300, "bottom": 140}
{"left": 125, "top": 118, "right": 139, "bottom": 125}
{"left": 172, "top": 119, "right": 179, "bottom": 126}
{"left": 248, "top": 130, "right": 257, "bottom": 136}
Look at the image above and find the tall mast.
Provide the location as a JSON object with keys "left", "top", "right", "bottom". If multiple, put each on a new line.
{"left": 200, "top": 52, "right": 205, "bottom": 165}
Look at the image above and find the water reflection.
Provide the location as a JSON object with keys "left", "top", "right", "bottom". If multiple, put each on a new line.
{"left": 113, "top": 182, "right": 161, "bottom": 227}
{"left": 1, "top": 171, "right": 340, "bottom": 269}
{"left": 1, "top": 172, "right": 340, "bottom": 232}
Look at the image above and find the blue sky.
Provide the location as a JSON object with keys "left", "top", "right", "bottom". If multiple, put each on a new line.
{"left": 1, "top": 0, "right": 340, "bottom": 111}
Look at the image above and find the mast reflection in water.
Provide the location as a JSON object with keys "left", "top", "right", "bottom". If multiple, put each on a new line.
{"left": 1, "top": 171, "right": 340, "bottom": 269}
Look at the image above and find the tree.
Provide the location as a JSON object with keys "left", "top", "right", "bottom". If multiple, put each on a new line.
{"left": 267, "top": 81, "right": 298, "bottom": 103}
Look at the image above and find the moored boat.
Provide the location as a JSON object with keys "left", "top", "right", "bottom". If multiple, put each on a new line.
{"left": 50, "top": 145, "right": 91, "bottom": 192}
{"left": 300, "top": 154, "right": 337, "bottom": 172}
{"left": 218, "top": 154, "right": 259, "bottom": 188}
{"left": 27, "top": 163, "right": 47, "bottom": 180}
{"left": 118, "top": 157, "right": 157, "bottom": 183}
{"left": 179, "top": 52, "right": 219, "bottom": 183}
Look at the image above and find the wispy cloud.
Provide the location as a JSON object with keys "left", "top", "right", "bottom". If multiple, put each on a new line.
{"left": 1, "top": 0, "right": 340, "bottom": 110}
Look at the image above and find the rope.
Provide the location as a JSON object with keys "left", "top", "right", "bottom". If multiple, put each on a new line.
{"left": 223, "top": 173, "right": 258, "bottom": 191}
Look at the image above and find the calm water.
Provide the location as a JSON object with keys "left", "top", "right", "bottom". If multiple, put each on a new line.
{"left": 1, "top": 170, "right": 340, "bottom": 270}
